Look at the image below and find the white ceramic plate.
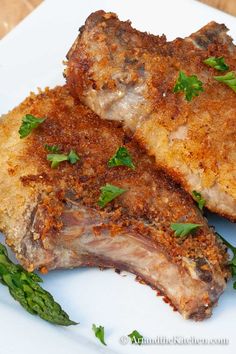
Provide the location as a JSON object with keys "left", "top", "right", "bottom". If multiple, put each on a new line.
{"left": 0, "top": 1, "right": 236, "bottom": 353}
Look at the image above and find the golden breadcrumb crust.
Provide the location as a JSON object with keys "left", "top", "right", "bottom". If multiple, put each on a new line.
{"left": 0, "top": 86, "right": 228, "bottom": 278}
{"left": 66, "top": 11, "right": 236, "bottom": 220}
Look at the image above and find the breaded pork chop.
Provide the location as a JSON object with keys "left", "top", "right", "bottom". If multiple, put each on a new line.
{"left": 66, "top": 11, "right": 236, "bottom": 221}
{"left": 0, "top": 86, "right": 229, "bottom": 320}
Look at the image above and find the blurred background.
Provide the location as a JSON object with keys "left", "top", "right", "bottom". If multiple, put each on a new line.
{"left": 0, "top": 0, "right": 235, "bottom": 39}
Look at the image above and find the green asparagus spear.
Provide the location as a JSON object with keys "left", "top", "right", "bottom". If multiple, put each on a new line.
{"left": 0, "top": 243, "right": 77, "bottom": 326}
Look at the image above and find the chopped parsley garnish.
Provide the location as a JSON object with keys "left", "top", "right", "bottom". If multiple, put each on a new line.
{"left": 217, "top": 232, "right": 236, "bottom": 290}
{"left": 47, "top": 153, "right": 68, "bottom": 168}
{"left": 47, "top": 149, "right": 80, "bottom": 168}
{"left": 214, "top": 71, "right": 236, "bottom": 92}
{"left": 67, "top": 150, "right": 80, "bottom": 164}
{"left": 128, "top": 330, "right": 143, "bottom": 345}
{"left": 19, "top": 114, "right": 45, "bottom": 138}
{"left": 44, "top": 144, "right": 60, "bottom": 153}
{"left": 98, "top": 184, "right": 126, "bottom": 208}
{"left": 108, "top": 146, "right": 135, "bottom": 170}
{"left": 171, "top": 223, "right": 202, "bottom": 238}
{"left": 192, "top": 190, "right": 206, "bottom": 211}
{"left": 204, "top": 57, "right": 229, "bottom": 71}
{"left": 173, "top": 71, "right": 204, "bottom": 101}
{"left": 92, "top": 324, "right": 106, "bottom": 346}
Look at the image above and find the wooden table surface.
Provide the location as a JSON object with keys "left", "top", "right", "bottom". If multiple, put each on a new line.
{"left": 0, "top": 0, "right": 235, "bottom": 39}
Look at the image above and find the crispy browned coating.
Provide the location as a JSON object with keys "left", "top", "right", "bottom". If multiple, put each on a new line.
{"left": 0, "top": 86, "right": 229, "bottom": 320}
{"left": 66, "top": 11, "right": 236, "bottom": 221}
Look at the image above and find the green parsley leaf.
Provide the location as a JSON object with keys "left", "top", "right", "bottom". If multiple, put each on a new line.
{"left": 204, "top": 57, "right": 229, "bottom": 71}
{"left": 214, "top": 71, "right": 236, "bottom": 92}
{"left": 44, "top": 144, "right": 60, "bottom": 153}
{"left": 47, "top": 149, "right": 80, "bottom": 168}
{"left": 67, "top": 150, "right": 80, "bottom": 164}
{"left": 171, "top": 223, "right": 202, "bottom": 238}
{"left": 108, "top": 146, "right": 135, "bottom": 170}
{"left": 192, "top": 190, "right": 206, "bottom": 211}
{"left": 173, "top": 71, "right": 204, "bottom": 101}
{"left": 98, "top": 184, "right": 126, "bottom": 208}
{"left": 216, "top": 232, "right": 236, "bottom": 290}
{"left": 92, "top": 324, "right": 106, "bottom": 346}
{"left": 128, "top": 330, "right": 143, "bottom": 345}
{"left": 47, "top": 154, "right": 68, "bottom": 168}
{"left": 19, "top": 114, "right": 45, "bottom": 138}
